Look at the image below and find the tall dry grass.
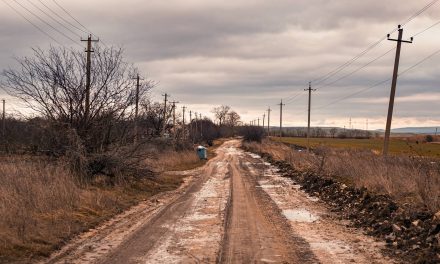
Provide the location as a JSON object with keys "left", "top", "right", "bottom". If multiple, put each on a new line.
{"left": 145, "top": 150, "right": 201, "bottom": 172}
{"left": 0, "top": 157, "right": 124, "bottom": 260}
{"left": 244, "top": 139, "right": 440, "bottom": 212}
{"left": 0, "top": 152, "right": 189, "bottom": 261}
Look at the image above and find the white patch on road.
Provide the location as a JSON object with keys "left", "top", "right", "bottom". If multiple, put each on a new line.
{"left": 143, "top": 148, "right": 231, "bottom": 263}
{"left": 283, "top": 209, "right": 319, "bottom": 222}
{"left": 245, "top": 152, "right": 395, "bottom": 264}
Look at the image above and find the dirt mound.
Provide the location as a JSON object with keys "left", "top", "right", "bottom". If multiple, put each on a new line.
{"left": 263, "top": 154, "right": 440, "bottom": 264}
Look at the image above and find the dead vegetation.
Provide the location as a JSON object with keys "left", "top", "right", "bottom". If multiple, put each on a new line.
{"left": 244, "top": 139, "right": 440, "bottom": 212}
{"left": 0, "top": 149, "right": 191, "bottom": 263}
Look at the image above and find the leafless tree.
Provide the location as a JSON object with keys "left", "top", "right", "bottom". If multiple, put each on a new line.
{"left": 225, "top": 111, "right": 241, "bottom": 127}
{"left": 2, "top": 46, "right": 154, "bottom": 150}
{"left": 211, "top": 105, "right": 230, "bottom": 126}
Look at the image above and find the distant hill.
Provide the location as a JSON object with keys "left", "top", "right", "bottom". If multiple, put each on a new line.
{"left": 389, "top": 127, "right": 439, "bottom": 134}
{"left": 278, "top": 126, "right": 439, "bottom": 135}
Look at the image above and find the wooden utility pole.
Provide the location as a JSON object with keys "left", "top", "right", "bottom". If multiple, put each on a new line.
{"left": 2, "top": 99, "right": 5, "bottom": 138}
{"left": 278, "top": 99, "right": 285, "bottom": 137}
{"left": 133, "top": 74, "right": 143, "bottom": 142}
{"left": 267, "top": 107, "right": 271, "bottom": 136}
{"left": 305, "top": 82, "right": 316, "bottom": 152}
{"left": 190, "top": 110, "right": 194, "bottom": 143}
{"left": 263, "top": 113, "right": 265, "bottom": 129}
{"left": 182, "top": 106, "right": 186, "bottom": 139}
{"left": 194, "top": 112, "right": 198, "bottom": 141}
{"left": 383, "top": 25, "right": 413, "bottom": 156}
{"left": 199, "top": 113, "right": 203, "bottom": 138}
{"left": 162, "top": 93, "right": 169, "bottom": 136}
{"left": 81, "top": 34, "right": 99, "bottom": 123}
{"left": 170, "top": 101, "right": 179, "bottom": 135}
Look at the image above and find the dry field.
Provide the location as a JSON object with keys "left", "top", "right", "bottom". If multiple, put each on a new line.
{"left": 272, "top": 136, "right": 440, "bottom": 158}
{"left": 0, "top": 147, "right": 203, "bottom": 263}
{"left": 244, "top": 139, "right": 440, "bottom": 213}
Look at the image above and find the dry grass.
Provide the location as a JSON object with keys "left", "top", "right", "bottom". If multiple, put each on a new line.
{"left": 0, "top": 151, "right": 190, "bottom": 262}
{"left": 272, "top": 136, "right": 440, "bottom": 158}
{"left": 244, "top": 139, "right": 440, "bottom": 213}
{"left": 146, "top": 150, "right": 202, "bottom": 172}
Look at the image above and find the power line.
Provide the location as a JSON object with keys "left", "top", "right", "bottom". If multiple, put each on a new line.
{"left": 315, "top": 47, "right": 396, "bottom": 90}
{"left": 50, "top": 0, "right": 108, "bottom": 47}
{"left": 310, "top": 0, "right": 439, "bottom": 86}
{"left": 285, "top": 92, "right": 306, "bottom": 106}
{"left": 413, "top": 19, "right": 440, "bottom": 37}
{"left": 11, "top": 0, "right": 81, "bottom": 46}
{"left": 2, "top": 0, "right": 63, "bottom": 46}
{"left": 315, "top": 78, "right": 391, "bottom": 110}
{"left": 314, "top": 45, "right": 440, "bottom": 111}
{"left": 26, "top": 0, "right": 81, "bottom": 38}
{"left": 401, "top": 0, "right": 440, "bottom": 26}
{"left": 51, "top": 0, "right": 91, "bottom": 33}
{"left": 37, "top": 0, "right": 89, "bottom": 35}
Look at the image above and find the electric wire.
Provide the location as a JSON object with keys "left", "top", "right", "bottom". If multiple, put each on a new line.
{"left": 26, "top": 0, "right": 81, "bottom": 38}
{"left": 2, "top": 0, "right": 63, "bottom": 46}
{"left": 315, "top": 47, "right": 396, "bottom": 90}
{"left": 315, "top": 46, "right": 440, "bottom": 110}
{"left": 310, "top": 0, "right": 439, "bottom": 86}
{"left": 11, "top": 0, "right": 81, "bottom": 46}
{"left": 51, "top": 0, "right": 108, "bottom": 47}
{"left": 37, "top": 0, "right": 89, "bottom": 35}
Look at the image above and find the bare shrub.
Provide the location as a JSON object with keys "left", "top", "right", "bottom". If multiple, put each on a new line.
{"left": 241, "top": 126, "right": 265, "bottom": 143}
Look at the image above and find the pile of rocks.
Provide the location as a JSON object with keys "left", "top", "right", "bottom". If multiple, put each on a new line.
{"left": 264, "top": 155, "right": 440, "bottom": 264}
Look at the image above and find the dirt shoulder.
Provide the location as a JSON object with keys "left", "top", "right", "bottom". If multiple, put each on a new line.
{"left": 243, "top": 141, "right": 440, "bottom": 264}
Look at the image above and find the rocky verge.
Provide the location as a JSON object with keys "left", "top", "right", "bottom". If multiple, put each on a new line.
{"left": 261, "top": 153, "right": 440, "bottom": 264}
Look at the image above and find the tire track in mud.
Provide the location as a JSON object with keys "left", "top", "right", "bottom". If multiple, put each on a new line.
{"left": 219, "top": 147, "right": 316, "bottom": 264}
{"left": 44, "top": 140, "right": 394, "bottom": 264}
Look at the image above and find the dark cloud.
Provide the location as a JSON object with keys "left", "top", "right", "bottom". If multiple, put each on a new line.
{"left": 1, "top": 0, "right": 439, "bottom": 128}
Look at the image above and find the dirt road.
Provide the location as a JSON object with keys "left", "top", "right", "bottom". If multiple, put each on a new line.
{"left": 45, "top": 140, "right": 394, "bottom": 264}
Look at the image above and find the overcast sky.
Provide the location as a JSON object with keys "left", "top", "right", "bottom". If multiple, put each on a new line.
{"left": 1, "top": 0, "right": 440, "bottom": 129}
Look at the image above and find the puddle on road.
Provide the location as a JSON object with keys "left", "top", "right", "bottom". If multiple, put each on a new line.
{"left": 283, "top": 209, "right": 319, "bottom": 222}
{"left": 257, "top": 184, "right": 279, "bottom": 189}
{"left": 306, "top": 196, "right": 320, "bottom": 202}
{"left": 247, "top": 152, "right": 262, "bottom": 159}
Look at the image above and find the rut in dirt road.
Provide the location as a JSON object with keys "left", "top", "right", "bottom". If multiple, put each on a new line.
{"left": 45, "top": 140, "right": 395, "bottom": 264}
{"left": 219, "top": 149, "right": 314, "bottom": 263}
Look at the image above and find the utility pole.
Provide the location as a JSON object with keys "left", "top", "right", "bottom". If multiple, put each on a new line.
{"left": 278, "top": 99, "right": 285, "bottom": 137}
{"left": 263, "top": 113, "right": 265, "bottom": 129}
{"left": 305, "top": 82, "right": 316, "bottom": 152}
{"left": 182, "top": 106, "right": 186, "bottom": 139}
{"left": 199, "top": 113, "right": 203, "bottom": 138}
{"left": 162, "top": 93, "right": 169, "bottom": 136}
{"left": 267, "top": 107, "right": 272, "bottom": 136}
{"left": 194, "top": 112, "right": 198, "bottom": 141}
{"left": 132, "top": 74, "right": 143, "bottom": 142}
{"left": 383, "top": 25, "right": 413, "bottom": 156}
{"left": 170, "top": 101, "right": 179, "bottom": 136}
{"left": 81, "top": 34, "right": 99, "bottom": 123}
{"left": 2, "top": 99, "right": 5, "bottom": 138}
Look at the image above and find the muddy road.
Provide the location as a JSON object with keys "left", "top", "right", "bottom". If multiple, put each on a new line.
{"left": 45, "top": 140, "right": 394, "bottom": 264}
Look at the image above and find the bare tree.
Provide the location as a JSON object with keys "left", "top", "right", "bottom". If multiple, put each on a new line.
{"left": 2, "top": 46, "right": 154, "bottom": 150}
{"left": 330, "top": 128, "right": 337, "bottom": 138}
{"left": 225, "top": 111, "right": 241, "bottom": 127}
{"left": 211, "top": 105, "right": 230, "bottom": 126}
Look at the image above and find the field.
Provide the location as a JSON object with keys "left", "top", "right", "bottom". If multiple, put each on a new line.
{"left": 271, "top": 136, "right": 440, "bottom": 158}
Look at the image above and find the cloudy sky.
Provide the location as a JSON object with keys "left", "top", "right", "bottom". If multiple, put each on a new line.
{"left": 1, "top": 0, "right": 440, "bottom": 129}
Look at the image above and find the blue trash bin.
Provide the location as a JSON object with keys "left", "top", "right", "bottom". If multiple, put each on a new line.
{"left": 197, "top": 146, "right": 207, "bottom": 160}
